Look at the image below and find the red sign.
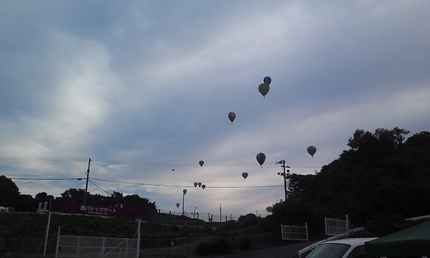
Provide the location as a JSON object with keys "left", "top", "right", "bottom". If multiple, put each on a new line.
{"left": 183, "top": 217, "right": 189, "bottom": 235}
{"left": 50, "top": 201, "right": 141, "bottom": 219}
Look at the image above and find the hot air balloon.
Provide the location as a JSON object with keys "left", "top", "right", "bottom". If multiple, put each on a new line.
{"left": 194, "top": 182, "right": 198, "bottom": 187}
{"left": 228, "top": 112, "right": 236, "bottom": 123}
{"left": 256, "top": 153, "right": 266, "bottom": 167}
{"left": 307, "top": 146, "right": 317, "bottom": 158}
{"left": 258, "top": 83, "right": 270, "bottom": 98}
{"left": 198, "top": 182, "right": 202, "bottom": 187}
{"left": 242, "top": 172, "right": 248, "bottom": 179}
{"left": 202, "top": 184, "right": 206, "bottom": 189}
{"left": 263, "top": 76, "right": 271, "bottom": 85}
{"left": 176, "top": 203, "right": 180, "bottom": 208}
{"left": 199, "top": 160, "right": 204, "bottom": 167}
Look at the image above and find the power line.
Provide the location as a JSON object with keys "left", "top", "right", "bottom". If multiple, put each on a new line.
{"left": 88, "top": 179, "right": 111, "bottom": 195}
{"left": 0, "top": 155, "right": 323, "bottom": 168}
{"left": 90, "top": 178, "right": 282, "bottom": 189}
{"left": 7, "top": 176, "right": 283, "bottom": 189}
{"left": 7, "top": 177, "right": 82, "bottom": 181}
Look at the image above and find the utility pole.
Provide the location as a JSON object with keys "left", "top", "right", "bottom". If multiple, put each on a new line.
{"left": 84, "top": 158, "right": 91, "bottom": 205}
{"left": 276, "top": 160, "right": 290, "bottom": 221}
{"left": 219, "top": 203, "right": 222, "bottom": 223}
{"left": 277, "top": 159, "right": 290, "bottom": 222}
{"left": 276, "top": 160, "right": 290, "bottom": 202}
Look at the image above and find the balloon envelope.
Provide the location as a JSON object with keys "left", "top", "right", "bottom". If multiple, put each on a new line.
{"left": 194, "top": 182, "right": 198, "bottom": 187}
{"left": 307, "top": 146, "right": 317, "bottom": 157}
{"left": 199, "top": 160, "right": 204, "bottom": 167}
{"left": 176, "top": 203, "right": 180, "bottom": 208}
{"left": 202, "top": 184, "right": 206, "bottom": 189}
{"left": 198, "top": 182, "right": 202, "bottom": 187}
{"left": 242, "top": 172, "right": 248, "bottom": 179}
{"left": 258, "top": 83, "right": 270, "bottom": 98}
{"left": 228, "top": 112, "right": 236, "bottom": 123}
{"left": 263, "top": 76, "right": 271, "bottom": 85}
{"left": 256, "top": 153, "right": 266, "bottom": 167}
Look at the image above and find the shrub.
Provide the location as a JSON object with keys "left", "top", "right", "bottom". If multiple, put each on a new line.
{"left": 212, "top": 238, "right": 231, "bottom": 254}
{"left": 195, "top": 241, "right": 213, "bottom": 256}
{"left": 195, "top": 238, "right": 231, "bottom": 256}
{"left": 239, "top": 236, "right": 252, "bottom": 251}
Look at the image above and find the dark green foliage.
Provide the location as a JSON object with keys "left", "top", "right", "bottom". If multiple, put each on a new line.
{"left": 275, "top": 128, "right": 430, "bottom": 236}
{"left": 239, "top": 236, "right": 252, "bottom": 251}
{"left": 170, "top": 224, "right": 179, "bottom": 232}
{"left": 0, "top": 175, "right": 21, "bottom": 209}
{"left": 365, "top": 214, "right": 418, "bottom": 237}
{"left": 195, "top": 241, "right": 213, "bottom": 256}
{"left": 194, "top": 238, "right": 231, "bottom": 255}
{"left": 211, "top": 237, "right": 231, "bottom": 254}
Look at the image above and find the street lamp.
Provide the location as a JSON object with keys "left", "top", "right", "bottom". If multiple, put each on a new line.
{"left": 182, "top": 189, "right": 187, "bottom": 216}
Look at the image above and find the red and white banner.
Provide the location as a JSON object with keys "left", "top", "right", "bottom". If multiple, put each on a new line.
{"left": 51, "top": 201, "right": 141, "bottom": 219}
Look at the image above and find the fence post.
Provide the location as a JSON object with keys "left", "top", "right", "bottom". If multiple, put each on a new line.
{"left": 43, "top": 211, "right": 52, "bottom": 257}
{"left": 55, "top": 227, "right": 61, "bottom": 258}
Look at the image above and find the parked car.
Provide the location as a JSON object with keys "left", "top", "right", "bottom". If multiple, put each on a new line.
{"left": 306, "top": 238, "right": 377, "bottom": 258}
{"left": 0, "top": 206, "right": 15, "bottom": 212}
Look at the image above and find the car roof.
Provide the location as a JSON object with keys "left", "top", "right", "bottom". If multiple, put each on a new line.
{"left": 322, "top": 238, "right": 377, "bottom": 247}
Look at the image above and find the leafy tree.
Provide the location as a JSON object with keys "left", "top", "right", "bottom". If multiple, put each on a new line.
{"left": 0, "top": 175, "right": 20, "bottom": 208}
{"left": 270, "top": 128, "right": 430, "bottom": 236}
{"left": 57, "top": 188, "right": 86, "bottom": 203}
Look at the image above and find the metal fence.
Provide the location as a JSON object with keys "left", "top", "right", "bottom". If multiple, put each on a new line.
{"left": 0, "top": 233, "right": 280, "bottom": 257}
{"left": 281, "top": 223, "right": 308, "bottom": 241}
{"left": 56, "top": 236, "right": 138, "bottom": 258}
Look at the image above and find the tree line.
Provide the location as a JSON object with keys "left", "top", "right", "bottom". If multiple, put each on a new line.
{"left": 265, "top": 128, "right": 430, "bottom": 236}
{"left": 0, "top": 176, "right": 157, "bottom": 215}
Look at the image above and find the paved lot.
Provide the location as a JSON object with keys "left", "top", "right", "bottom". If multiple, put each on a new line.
{"left": 215, "top": 241, "right": 318, "bottom": 258}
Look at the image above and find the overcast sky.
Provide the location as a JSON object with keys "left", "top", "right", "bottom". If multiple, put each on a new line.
{"left": 1, "top": 1, "right": 429, "bottom": 220}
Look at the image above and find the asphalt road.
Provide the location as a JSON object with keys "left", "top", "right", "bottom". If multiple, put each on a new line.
{"left": 215, "top": 241, "right": 318, "bottom": 258}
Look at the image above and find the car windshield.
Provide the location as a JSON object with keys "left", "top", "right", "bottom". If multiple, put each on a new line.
{"left": 307, "top": 243, "right": 351, "bottom": 258}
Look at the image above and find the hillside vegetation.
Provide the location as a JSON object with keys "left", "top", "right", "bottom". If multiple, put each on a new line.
{"left": 267, "top": 128, "right": 430, "bottom": 236}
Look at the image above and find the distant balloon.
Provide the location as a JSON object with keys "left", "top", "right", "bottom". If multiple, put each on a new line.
{"left": 256, "top": 153, "right": 266, "bottom": 167}
{"left": 307, "top": 146, "right": 317, "bottom": 158}
{"left": 202, "top": 184, "right": 206, "bottom": 189}
{"left": 242, "top": 172, "right": 248, "bottom": 179}
{"left": 198, "top": 182, "right": 202, "bottom": 187}
{"left": 199, "top": 160, "right": 204, "bottom": 167}
{"left": 176, "top": 203, "right": 180, "bottom": 208}
{"left": 263, "top": 76, "right": 271, "bottom": 85}
{"left": 258, "top": 83, "right": 270, "bottom": 98}
{"left": 194, "top": 182, "right": 198, "bottom": 187}
{"left": 228, "top": 112, "right": 236, "bottom": 123}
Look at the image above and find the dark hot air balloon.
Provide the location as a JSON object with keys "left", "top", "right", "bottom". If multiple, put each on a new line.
{"left": 242, "top": 172, "right": 248, "bottom": 179}
{"left": 258, "top": 83, "right": 270, "bottom": 98}
{"left": 202, "top": 184, "right": 206, "bottom": 189}
{"left": 228, "top": 112, "right": 236, "bottom": 123}
{"left": 176, "top": 203, "right": 180, "bottom": 208}
{"left": 194, "top": 182, "right": 198, "bottom": 187}
{"left": 307, "top": 146, "right": 317, "bottom": 158}
{"left": 263, "top": 76, "right": 271, "bottom": 85}
{"left": 199, "top": 160, "right": 204, "bottom": 167}
{"left": 256, "top": 153, "right": 266, "bottom": 167}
